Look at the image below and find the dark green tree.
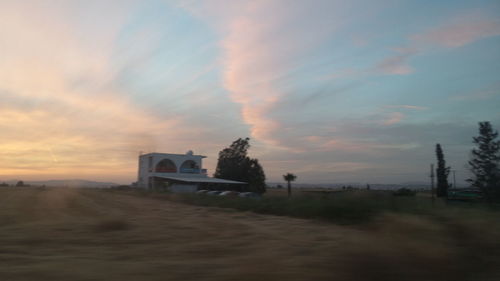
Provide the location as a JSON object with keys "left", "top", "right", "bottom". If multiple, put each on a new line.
{"left": 15, "top": 181, "right": 24, "bottom": 187}
{"left": 468, "top": 122, "right": 500, "bottom": 202}
{"left": 214, "top": 138, "right": 266, "bottom": 193}
{"left": 435, "top": 143, "right": 450, "bottom": 197}
{"left": 283, "top": 173, "right": 297, "bottom": 197}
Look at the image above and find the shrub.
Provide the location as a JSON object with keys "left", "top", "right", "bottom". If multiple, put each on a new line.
{"left": 393, "top": 188, "right": 416, "bottom": 197}
{"left": 176, "top": 191, "right": 389, "bottom": 224}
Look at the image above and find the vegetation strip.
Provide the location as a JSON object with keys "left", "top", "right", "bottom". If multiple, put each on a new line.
{"left": 109, "top": 188, "right": 500, "bottom": 225}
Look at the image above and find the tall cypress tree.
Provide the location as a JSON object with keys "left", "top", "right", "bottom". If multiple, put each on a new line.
{"left": 435, "top": 143, "right": 450, "bottom": 197}
{"left": 468, "top": 122, "right": 500, "bottom": 202}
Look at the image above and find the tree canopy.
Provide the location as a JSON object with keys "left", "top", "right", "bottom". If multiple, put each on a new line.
{"left": 283, "top": 173, "right": 296, "bottom": 183}
{"left": 214, "top": 138, "right": 266, "bottom": 193}
{"left": 283, "top": 173, "right": 297, "bottom": 197}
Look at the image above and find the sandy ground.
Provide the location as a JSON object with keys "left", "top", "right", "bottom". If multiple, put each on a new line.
{"left": 0, "top": 188, "right": 498, "bottom": 281}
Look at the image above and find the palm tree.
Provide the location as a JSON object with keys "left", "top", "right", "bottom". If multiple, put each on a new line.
{"left": 283, "top": 173, "right": 297, "bottom": 197}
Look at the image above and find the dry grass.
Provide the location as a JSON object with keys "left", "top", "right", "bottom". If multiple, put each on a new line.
{"left": 93, "top": 219, "right": 130, "bottom": 232}
{"left": 0, "top": 187, "right": 499, "bottom": 281}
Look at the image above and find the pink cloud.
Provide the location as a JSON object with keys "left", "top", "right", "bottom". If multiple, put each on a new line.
{"left": 372, "top": 46, "right": 419, "bottom": 75}
{"left": 182, "top": 0, "right": 345, "bottom": 147}
{"left": 303, "top": 135, "right": 418, "bottom": 155}
{"left": 0, "top": 1, "right": 209, "bottom": 182}
{"left": 372, "top": 13, "right": 500, "bottom": 77}
{"left": 294, "top": 161, "right": 372, "bottom": 174}
{"left": 384, "top": 105, "right": 428, "bottom": 110}
{"left": 383, "top": 112, "right": 405, "bottom": 126}
{"left": 374, "top": 54, "right": 414, "bottom": 75}
{"left": 412, "top": 18, "right": 500, "bottom": 48}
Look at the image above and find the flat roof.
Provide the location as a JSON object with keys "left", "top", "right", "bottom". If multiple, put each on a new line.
{"left": 154, "top": 175, "right": 246, "bottom": 184}
{"left": 141, "top": 152, "right": 206, "bottom": 158}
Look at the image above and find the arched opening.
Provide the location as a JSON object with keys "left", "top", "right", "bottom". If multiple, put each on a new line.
{"left": 180, "top": 160, "right": 199, "bottom": 173}
{"left": 155, "top": 159, "right": 177, "bottom": 173}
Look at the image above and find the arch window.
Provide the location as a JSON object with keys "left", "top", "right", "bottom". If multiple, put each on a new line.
{"left": 180, "top": 160, "right": 200, "bottom": 173}
{"left": 155, "top": 159, "right": 177, "bottom": 173}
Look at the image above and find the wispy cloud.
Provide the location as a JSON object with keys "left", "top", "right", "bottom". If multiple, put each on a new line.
{"left": 384, "top": 105, "right": 428, "bottom": 110}
{"left": 182, "top": 0, "right": 347, "bottom": 147}
{"left": 411, "top": 16, "right": 500, "bottom": 48}
{"left": 1, "top": 0, "right": 498, "bottom": 185}
{"left": 304, "top": 135, "right": 419, "bottom": 153}
{"left": 451, "top": 81, "right": 500, "bottom": 101}
{"left": 382, "top": 112, "right": 405, "bottom": 126}
{"left": 372, "top": 11, "right": 500, "bottom": 76}
{"left": 373, "top": 52, "right": 415, "bottom": 75}
{"left": 0, "top": 1, "right": 197, "bottom": 181}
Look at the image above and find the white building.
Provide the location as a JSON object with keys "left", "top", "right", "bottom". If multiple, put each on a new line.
{"left": 137, "top": 151, "right": 246, "bottom": 192}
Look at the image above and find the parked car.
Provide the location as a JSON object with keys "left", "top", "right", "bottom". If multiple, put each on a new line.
{"left": 219, "top": 191, "right": 239, "bottom": 197}
{"left": 196, "top": 190, "right": 209, "bottom": 194}
{"left": 238, "top": 192, "right": 261, "bottom": 198}
{"left": 206, "top": 190, "right": 222, "bottom": 195}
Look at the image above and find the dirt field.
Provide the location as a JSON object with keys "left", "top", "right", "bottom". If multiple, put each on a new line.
{"left": 0, "top": 187, "right": 498, "bottom": 281}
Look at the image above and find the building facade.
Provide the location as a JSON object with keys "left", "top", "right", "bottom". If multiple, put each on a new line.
{"left": 137, "top": 151, "right": 245, "bottom": 192}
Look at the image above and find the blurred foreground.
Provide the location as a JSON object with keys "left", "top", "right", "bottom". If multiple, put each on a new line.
{"left": 0, "top": 187, "right": 499, "bottom": 281}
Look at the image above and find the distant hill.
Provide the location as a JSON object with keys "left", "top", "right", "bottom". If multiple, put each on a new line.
{"left": 1, "top": 179, "right": 118, "bottom": 188}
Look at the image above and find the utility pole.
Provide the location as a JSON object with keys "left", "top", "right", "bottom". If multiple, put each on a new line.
{"left": 452, "top": 170, "right": 456, "bottom": 189}
{"left": 430, "top": 164, "right": 435, "bottom": 205}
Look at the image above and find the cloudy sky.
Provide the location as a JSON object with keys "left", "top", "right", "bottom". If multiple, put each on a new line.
{"left": 1, "top": 0, "right": 499, "bottom": 185}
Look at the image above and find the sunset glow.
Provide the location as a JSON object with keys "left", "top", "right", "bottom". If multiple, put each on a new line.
{"left": 1, "top": 0, "right": 499, "bottom": 184}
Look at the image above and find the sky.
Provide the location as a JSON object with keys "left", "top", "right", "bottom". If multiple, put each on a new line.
{"left": 1, "top": 0, "right": 500, "bottom": 185}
